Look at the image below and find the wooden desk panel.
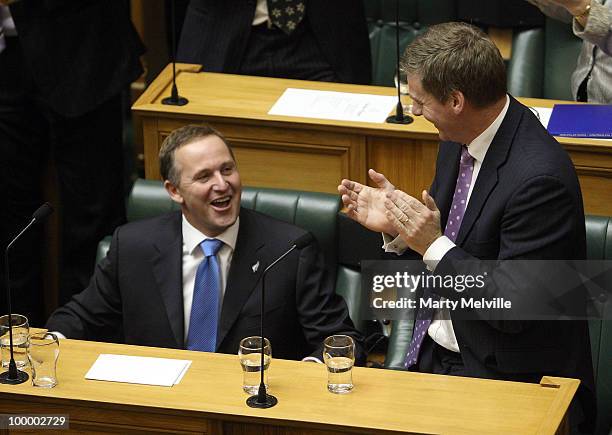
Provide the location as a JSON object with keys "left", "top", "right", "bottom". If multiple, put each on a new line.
{"left": 133, "top": 64, "right": 612, "bottom": 216}
{"left": 0, "top": 339, "right": 577, "bottom": 434}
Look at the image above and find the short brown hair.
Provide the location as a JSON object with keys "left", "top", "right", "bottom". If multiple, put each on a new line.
{"left": 401, "top": 22, "right": 506, "bottom": 108}
{"left": 159, "top": 124, "right": 234, "bottom": 186}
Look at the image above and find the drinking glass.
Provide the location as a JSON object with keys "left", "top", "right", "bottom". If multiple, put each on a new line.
{"left": 238, "top": 336, "right": 271, "bottom": 395}
{"left": 323, "top": 335, "right": 355, "bottom": 394}
{"left": 28, "top": 333, "right": 60, "bottom": 388}
{"left": 0, "top": 314, "right": 29, "bottom": 369}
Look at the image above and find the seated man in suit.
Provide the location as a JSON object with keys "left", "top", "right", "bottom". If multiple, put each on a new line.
{"left": 47, "top": 124, "right": 365, "bottom": 363}
{"left": 339, "top": 22, "right": 595, "bottom": 431}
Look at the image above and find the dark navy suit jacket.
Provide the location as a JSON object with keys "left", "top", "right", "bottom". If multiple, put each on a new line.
{"left": 46, "top": 208, "right": 365, "bottom": 362}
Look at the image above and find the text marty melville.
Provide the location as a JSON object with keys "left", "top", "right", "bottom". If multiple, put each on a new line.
{"left": 420, "top": 297, "right": 512, "bottom": 310}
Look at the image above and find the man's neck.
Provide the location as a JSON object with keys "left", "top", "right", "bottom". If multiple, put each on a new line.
{"left": 460, "top": 97, "right": 507, "bottom": 145}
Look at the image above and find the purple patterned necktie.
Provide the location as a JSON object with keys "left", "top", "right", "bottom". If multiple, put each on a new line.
{"left": 404, "top": 146, "right": 474, "bottom": 368}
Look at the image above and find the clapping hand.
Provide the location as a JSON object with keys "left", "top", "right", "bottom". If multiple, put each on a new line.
{"left": 385, "top": 189, "right": 442, "bottom": 256}
{"left": 338, "top": 169, "right": 398, "bottom": 235}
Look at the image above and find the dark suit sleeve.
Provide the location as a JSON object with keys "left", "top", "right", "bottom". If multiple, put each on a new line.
{"left": 294, "top": 238, "right": 367, "bottom": 364}
{"left": 432, "top": 175, "right": 584, "bottom": 332}
{"left": 46, "top": 228, "right": 124, "bottom": 341}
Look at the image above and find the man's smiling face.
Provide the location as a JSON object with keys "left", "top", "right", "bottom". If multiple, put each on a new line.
{"left": 168, "top": 135, "right": 241, "bottom": 236}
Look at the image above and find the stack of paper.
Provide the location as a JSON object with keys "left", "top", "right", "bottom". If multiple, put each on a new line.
{"left": 268, "top": 88, "right": 397, "bottom": 123}
{"left": 85, "top": 354, "right": 192, "bottom": 387}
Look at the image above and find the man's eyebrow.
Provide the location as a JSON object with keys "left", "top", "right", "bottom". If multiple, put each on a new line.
{"left": 192, "top": 168, "right": 211, "bottom": 179}
{"left": 408, "top": 92, "right": 422, "bottom": 104}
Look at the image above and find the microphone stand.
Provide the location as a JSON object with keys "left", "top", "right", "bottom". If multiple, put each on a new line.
{"left": 386, "top": 0, "right": 413, "bottom": 125}
{"left": 246, "top": 234, "right": 313, "bottom": 408}
{"left": 1, "top": 203, "right": 53, "bottom": 385}
{"left": 162, "top": 0, "right": 188, "bottom": 106}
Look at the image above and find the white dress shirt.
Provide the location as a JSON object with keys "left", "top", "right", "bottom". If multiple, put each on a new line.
{"left": 1, "top": 6, "right": 16, "bottom": 35}
{"left": 253, "top": 0, "right": 269, "bottom": 25}
{"left": 383, "top": 95, "right": 510, "bottom": 352}
{"left": 181, "top": 215, "right": 239, "bottom": 344}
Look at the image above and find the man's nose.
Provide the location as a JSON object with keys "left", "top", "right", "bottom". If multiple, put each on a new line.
{"left": 212, "top": 172, "right": 229, "bottom": 189}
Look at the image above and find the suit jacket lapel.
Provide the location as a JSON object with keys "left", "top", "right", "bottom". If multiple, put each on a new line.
{"left": 216, "top": 209, "right": 265, "bottom": 348}
{"left": 152, "top": 213, "right": 184, "bottom": 348}
{"left": 455, "top": 97, "right": 522, "bottom": 245}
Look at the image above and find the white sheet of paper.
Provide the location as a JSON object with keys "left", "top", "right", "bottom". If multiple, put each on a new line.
{"left": 530, "top": 106, "right": 553, "bottom": 128}
{"left": 85, "top": 354, "right": 192, "bottom": 387}
{"left": 268, "top": 88, "right": 397, "bottom": 123}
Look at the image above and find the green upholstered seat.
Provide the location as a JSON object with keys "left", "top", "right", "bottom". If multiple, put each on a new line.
{"left": 585, "top": 215, "right": 612, "bottom": 435}
{"left": 383, "top": 320, "right": 415, "bottom": 370}
{"left": 507, "top": 18, "right": 582, "bottom": 100}
{"left": 507, "top": 27, "right": 545, "bottom": 98}
{"left": 366, "top": 0, "right": 456, "bottom": 86}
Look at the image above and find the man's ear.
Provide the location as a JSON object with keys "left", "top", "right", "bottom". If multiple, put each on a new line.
{"left": 449, "top": 90, "right": 465, "bottom": 115}
{"left": 164, "top": 180, "right": 184, "bottom": 205}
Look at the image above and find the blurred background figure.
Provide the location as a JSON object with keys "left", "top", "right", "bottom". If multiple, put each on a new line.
{"left": 176, "top": 0, "right": 372, "bottom": 84}
{"left": 527, "top": 0, "right": 612, "bottom": 103}
{"left": 0, "top": 0, "right": 144, "bottom": 326}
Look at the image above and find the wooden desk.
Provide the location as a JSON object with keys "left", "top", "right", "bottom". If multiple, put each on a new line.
{"left": 132, "top": 64, "right": 612, "bottom": 216}
{"left": 0, "top": 339, "right": 578, "bottom": 434}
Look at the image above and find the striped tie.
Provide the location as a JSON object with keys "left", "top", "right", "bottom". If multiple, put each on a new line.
{"left": 186, "top": 238, "right": 224, "bottom": 352}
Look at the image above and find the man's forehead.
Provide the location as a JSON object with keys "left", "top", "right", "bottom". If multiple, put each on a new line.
{"left": 406, "top": 75, "right": 426, "bottom": 100}
{"left": 175, "top": 137, "right": 234, "bottom": 172}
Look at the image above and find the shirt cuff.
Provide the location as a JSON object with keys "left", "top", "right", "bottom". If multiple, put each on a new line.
{"left": 423, "top": 236, "right": 456, "bottom": 271}
{"left": 381, "top": 233, "right": 409, "bottom": 255}
{"left": 302, "top": 356, "right": 323, "bottom": 364}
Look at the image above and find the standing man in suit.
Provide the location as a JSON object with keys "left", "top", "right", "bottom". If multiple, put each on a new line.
{"left": 338, "top": 22, "right": 595, "bottom": 430}
{"left": 46, "top": 124, "right": 365, "bottom": 362}
{"left": 0, "top": 0, "right": 145, "bottom": 326}
{"left": 176, "top": 0, "right": 371, "bottom": 84}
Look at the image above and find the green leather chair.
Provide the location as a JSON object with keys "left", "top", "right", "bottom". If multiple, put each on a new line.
{"left": 585, "top": 216, "right": 612, "bottom": 435}
{"left": 383, "top": 215, "right": 612, "bottom": 433}
{"left": 364, "top": 0, "right": 456, "bottom": 86}
{"left": 96, "top": 179, "right": 367, "bottom": 334}
{"left": 507, "top": 18, "right": 582, "bottom": 100}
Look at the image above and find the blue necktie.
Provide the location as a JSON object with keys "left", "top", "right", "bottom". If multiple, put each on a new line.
{"left": 186, "top": 238, "right": 223, "bottom": 352}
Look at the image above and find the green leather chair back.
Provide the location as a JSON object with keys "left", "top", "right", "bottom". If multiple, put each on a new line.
{"left": 508, "top": 18, "right": 582, "bottom": 100}
{"left": 507, "top": 27, "right": 545, "bottom": 98}
{"left": 126, "top": 179, "right": 180, "bottom": 221}
{"left": 365, "top": 0, "right": 456, "bottom": 86}
{"left": 370, "top": 23, "right": 425, "bottom": 87}
{"left": 543, "top": 18, "right": 582, "bottom": 100}
{"left": 240, "top": 187, "right": 340, "bottom": 276}
{"left": 585, "top": 215, "right": 612, "bottom": 435}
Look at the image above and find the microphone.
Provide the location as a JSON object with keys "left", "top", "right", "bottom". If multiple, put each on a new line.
{"left": 246, "top": 233, "right": 314, "bottom": 409}
{"left": 386, "top": 0, "right": 413, "bottom": 125}
{"left": 162, "top": 0, "right": 188, "bottom": 106}
{"left": 1, "top": 203, "right": 54, "bottom": 385}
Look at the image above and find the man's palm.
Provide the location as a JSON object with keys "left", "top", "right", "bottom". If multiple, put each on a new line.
{"left": 339, "top": 169, "right": 396, "bottom": 234}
